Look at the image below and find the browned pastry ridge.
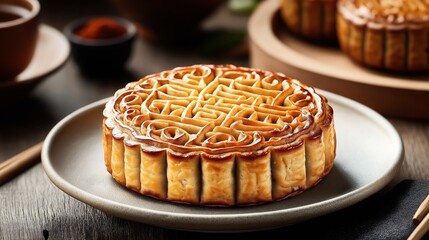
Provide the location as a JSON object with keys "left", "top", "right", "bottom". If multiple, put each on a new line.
{"left": 102, "top": 64, "right": 336, "bottom": 206}
{"left": 280, "top": 0, "right": 338, "bottom": 41}
{"left": 337, "top": 0, "right": 429, "bottom": 72}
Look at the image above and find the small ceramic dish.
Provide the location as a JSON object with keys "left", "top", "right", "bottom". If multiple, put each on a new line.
{"left": 63, "top": 16, "right": 137, "bottom": 74}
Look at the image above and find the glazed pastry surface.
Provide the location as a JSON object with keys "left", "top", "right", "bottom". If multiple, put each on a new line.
{"left": 341, "top": 0, "right": 429, "bottom": 25}
{"left": 103, "top": 64, "right": 336, "bottom": 206}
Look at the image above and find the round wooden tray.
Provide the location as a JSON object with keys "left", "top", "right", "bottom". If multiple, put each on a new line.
{"left": 248, "top": 0, "right": 429, "bottom": 120}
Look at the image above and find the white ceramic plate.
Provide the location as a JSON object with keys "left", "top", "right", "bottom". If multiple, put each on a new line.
{"left": 0, "top": 24, "right": 70, "bottom": 98}
{"left": 42, "top": 90, "right": 403, "bottom": 232}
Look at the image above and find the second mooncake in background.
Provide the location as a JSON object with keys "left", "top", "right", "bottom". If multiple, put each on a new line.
{"left": 337, "top": 0, "right": 429, "bottom": 72}
{"left": 280, "top": 0, "right": 338, "bottom": 42}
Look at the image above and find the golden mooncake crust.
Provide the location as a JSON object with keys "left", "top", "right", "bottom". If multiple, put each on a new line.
{"left": 280, "top": 0, "right": 338, "bottom": 41}
{"left": 337, "top": 0, "right": 429, "bottom": 71}
{"left": 103, "top": 64, "right": 336, "bottom": 206}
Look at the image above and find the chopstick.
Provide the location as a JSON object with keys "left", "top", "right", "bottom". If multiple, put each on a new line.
{"left": 0, "top": 141, "right": 43, "bottom": 186}
{"left": 408, "top": 195, "right": 429, "bottom": 240}
{"left": 413, "top": 195, "right": 429, "bottom": 225}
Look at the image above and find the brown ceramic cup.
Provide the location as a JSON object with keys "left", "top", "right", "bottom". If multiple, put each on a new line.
{"left": 0, "top": 0, "right": 40, "bottom": 81}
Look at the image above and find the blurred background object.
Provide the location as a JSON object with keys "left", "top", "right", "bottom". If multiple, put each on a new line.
{"left": 110, "top": 0, "right": 226, "bottom": 45}
{"left": 0, "top": 0, "right": 40, "bottom": 81}
{"left": 279, "top": 0, "right": 337, "bottom": 43}
{"left": 228, "top": 0, "right": 262, "bottom": 15}
{"left": 64, "top": 16, "right": 137, "bottom": 75}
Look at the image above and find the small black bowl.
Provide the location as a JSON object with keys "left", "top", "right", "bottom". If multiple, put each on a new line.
{"left": 64, "top": 16, "right": 137, "bottom": 74}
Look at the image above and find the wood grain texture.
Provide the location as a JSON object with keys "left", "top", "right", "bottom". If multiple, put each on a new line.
{"left": 0, "top": 166, "right": 170, "bottom": 239}
{"left": 0, "top": 141, "right": 43, "bottom": 185}
{"left": 390, "top": 119, "right": 429, "bottom": 181}
{"left": 0, "top": 0, "right": 428, "bottom": 239}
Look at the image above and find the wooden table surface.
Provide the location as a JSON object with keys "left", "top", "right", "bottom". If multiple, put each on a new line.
{"left": 1, "top": 1, "right": 428, "bottom": 239}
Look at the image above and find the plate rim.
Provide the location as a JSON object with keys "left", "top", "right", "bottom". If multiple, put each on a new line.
{"left": 41, "top": 90, "right": 404, "bottom": 232}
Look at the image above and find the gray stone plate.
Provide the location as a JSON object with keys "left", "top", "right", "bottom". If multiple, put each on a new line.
{"left": 42, "top": 90, "right": 404, "bottom": 232}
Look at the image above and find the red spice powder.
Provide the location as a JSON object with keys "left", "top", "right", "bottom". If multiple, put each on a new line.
{"left": 75, "top": 17, "right": 127, "bottom": 39}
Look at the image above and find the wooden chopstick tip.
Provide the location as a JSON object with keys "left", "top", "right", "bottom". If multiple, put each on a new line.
{"left": 413, "top": 195, "right": 429, "bottom": 225}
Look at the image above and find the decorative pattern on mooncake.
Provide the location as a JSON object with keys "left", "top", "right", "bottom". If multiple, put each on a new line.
{"left": 337, "top": 0, "right": 429, "bottom": 71}
{"left": 102, "top": 64, "right": 336, "bottom": 206}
